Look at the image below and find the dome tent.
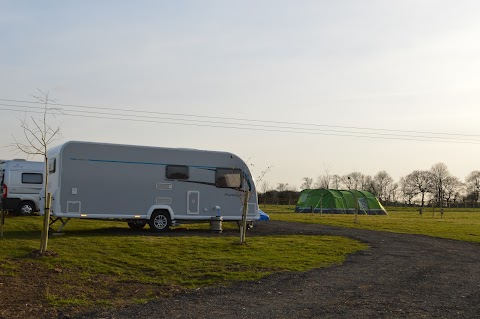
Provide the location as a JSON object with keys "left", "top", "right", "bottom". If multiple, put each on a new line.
{"left": 295, "top": 189, "right": 387, "bottom": 215}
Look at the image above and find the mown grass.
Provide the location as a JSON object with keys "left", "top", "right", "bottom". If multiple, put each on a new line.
{"left": 0, "top": 215, "right": 366, "bottom": 310}
{"left": 262, "top": 205, "right": 480, "bottom": 243}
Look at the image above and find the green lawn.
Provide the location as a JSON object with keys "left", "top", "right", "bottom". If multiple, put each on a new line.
{"left": 262, "top": 205, "right": 480, "bottom": 243}
{"left": 5, "top": 204, "right": 476, "bottom": 314}
{"left": 0, "top": 215, "right": 366, "bottom": 311}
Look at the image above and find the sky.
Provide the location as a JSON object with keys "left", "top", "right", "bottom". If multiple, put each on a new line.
{"left": 1, "top": 1, "right": 480, "bottom": 189}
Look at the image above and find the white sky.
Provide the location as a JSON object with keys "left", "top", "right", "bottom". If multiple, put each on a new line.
{"left": 1, "top": 1, "right": 480, "bottom": 189}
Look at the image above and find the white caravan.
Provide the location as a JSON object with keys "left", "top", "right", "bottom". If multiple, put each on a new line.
{"left": 1, "top": 160, "right": 44, "bottom": 215}
{"left": 44, "top": 141, "right": 259, "bottom": 231}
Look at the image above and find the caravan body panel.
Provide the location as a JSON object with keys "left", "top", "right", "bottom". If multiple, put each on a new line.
{"left": 46, "top": 141, "right": 259, "bottom": 223}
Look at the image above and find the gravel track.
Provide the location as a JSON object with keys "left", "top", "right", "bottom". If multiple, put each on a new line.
{"left": 79, "top": 220, "right": 480, "bottom": 319}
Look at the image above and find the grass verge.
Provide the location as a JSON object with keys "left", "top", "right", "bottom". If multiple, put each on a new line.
{"left": 0, "top": 215, "right": 366, "bottom": 316}
{"left": 262, "top": 205, "right": 480, "bottom": 243}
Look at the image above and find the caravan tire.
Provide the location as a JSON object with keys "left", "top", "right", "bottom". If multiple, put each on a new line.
{"left": 17, "top": 201, "right": 35, "bottom": 216}
{"left": 149, "top": 211, "right": 171, "bottom": 232}
{"left": 127, "top": 221, "right": 147, "bottom": 230}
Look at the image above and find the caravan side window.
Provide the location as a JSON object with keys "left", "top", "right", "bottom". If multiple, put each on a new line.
{"left": 22, "top": 173, "right": 43, "bottom": 184}
{"left": 165, "top": 165, "right": 189, "bottom": 180}
{"left": 215, "top": 168, "right": 242, "bottom": 188}
{"left": 49, "top": 158, "right": 56, "bottom": 173}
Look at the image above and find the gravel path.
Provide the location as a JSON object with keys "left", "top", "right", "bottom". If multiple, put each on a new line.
{"left": 79, "top": 221, "right": 480, "bottom": 319}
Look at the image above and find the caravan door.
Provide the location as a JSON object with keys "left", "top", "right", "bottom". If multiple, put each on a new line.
{"left": 187, "top": 191, "right": 199, "bottom": 214}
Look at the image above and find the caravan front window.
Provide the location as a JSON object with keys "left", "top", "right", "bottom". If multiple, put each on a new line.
{"left": 215, "top": 168, "right": 242, "bottom": 188}
{"left": 166, "top": 165, "right": 189, "bottom": 180}
{"left": 22, "top": 173, "right": 43, "bottom": 184}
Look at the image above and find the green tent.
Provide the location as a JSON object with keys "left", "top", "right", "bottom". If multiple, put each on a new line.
{"left": 295, "top": 189, "right": 387, "bottom": 215}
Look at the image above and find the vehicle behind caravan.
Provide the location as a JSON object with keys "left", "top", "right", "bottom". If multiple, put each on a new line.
{"left": 0, "top": 160, "right": 6, "bottom": 181}
{"left": 44, "top": 141, "right": 259, "bottom": 231}
{"left": 1, "top": 160, "right": 44, "bottom": 215}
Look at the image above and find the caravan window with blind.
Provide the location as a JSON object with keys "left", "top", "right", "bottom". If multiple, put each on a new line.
{"left": 165, "top": 165, "right": 189, "bottom": 180}
{"left": 215, "top": 168, "right": 242, "bottom": 188}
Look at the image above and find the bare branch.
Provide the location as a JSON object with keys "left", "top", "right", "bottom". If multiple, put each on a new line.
{"left": 31, "top": 118, "right": 47, "bottom": 144}
{"left": 12, "top": 90, "right": 62, "bottom": 158}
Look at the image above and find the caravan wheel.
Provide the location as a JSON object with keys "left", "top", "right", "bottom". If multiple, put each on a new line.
{"left": 127, "top": 220, "right": 147, "bottom": 230}
{"left": 17, "top": 201, "right": 35, "bottom": 216}
{"left": 149, "top": 211, "right": 171, "bottom": 232}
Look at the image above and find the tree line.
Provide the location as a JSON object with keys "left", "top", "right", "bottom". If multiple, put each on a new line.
{"left": 258, "top": 162, "right": 480, "bottom": 208}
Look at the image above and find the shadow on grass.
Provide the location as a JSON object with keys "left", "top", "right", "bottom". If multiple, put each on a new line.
{"left": 1, "top": 214, "right": 270, "bottom": 240}
{"left": 3, "top": 224, "right": 246, "bottom": 240}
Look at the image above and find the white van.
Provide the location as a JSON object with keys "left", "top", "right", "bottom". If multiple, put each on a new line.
{"left": 1, "top": 160, "right": 44, "bottom": 215}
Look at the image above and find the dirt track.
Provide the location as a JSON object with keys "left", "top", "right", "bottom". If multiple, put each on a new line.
{"left": 79, "top": 220, "right": 480, "bottom": 319}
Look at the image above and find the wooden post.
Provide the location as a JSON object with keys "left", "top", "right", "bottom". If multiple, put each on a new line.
{"left": 353, "top": 192, "right": 358, "bottom": 224}
{"left": 40, "top": 192, "right": 52, "bottom": 252}
{"left": 0, "top": 207, "right": 5, "bottom": 240}
{"left": 240, "top": 191, "right": 249, "bottom": 244}
{"left": 354, "top": 201, "right": 358, "bottom": 223}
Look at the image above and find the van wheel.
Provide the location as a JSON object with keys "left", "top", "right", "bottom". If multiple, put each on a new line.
{"left": 127, "top": 221, "right": 147, "bottom": 230}
{"left": 149, "top": 211, "right": 171, "bottom": 232}
{"left": 17, "top": 201, "right": 35, "bottom": 216}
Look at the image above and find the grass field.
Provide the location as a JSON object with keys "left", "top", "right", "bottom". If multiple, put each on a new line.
{"left": 0, "top": 215, "right": 365, "bottom": 312}
{"left": 262, "top": 205, "right": 480, "bottom": 243}
{"left": 1, "top": 205, "right": 479, "bottom": 313}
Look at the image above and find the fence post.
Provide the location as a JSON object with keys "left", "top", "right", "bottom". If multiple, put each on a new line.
{"left": 0, "top": 206, "right": 5, "bottom": 240}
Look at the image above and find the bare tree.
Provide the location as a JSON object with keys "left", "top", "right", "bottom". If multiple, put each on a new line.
{"left": 259, "top": 181, "right": 270, "bottom": 207}
{"left": 443, "top": 176, "right": 462, "bottom": 207}
{"left": 372, "top": 171, "right": 393, "bottom": 202}
{"left": 260, "top": 181, "right": 270, "bottom": 194}
{"left": 343, "top": 172, "right": 364, "bottom": 190}
{"left": 255, "top": 165, "right": 272, "bottom": 184}
{"left": 387, "top": 182, "right": 399, "bottom": 204}
{"left": 430, "top": 163, "right": 450, "bottom": 207}
{"left": 404, "top": 170, "right": 433, "bottom": 207}
{"left": 399, "top": 177, "right": 416, "bottom": 205}
{"left": 330, "top": 174, "right": 343, "bottom": 189}
{"left": 314, "top": 164, "right": 331, "bottom": 189}
{"left": 362, "top": 175, "right": 375, "bottom": 193}
{"left": 313, "top": 176, "right": 324, "bottom": 189}
{"left": 465, "top": 171, "right": 480, "bottom": 206}
{"left": 276, "top": 183, "right": 289, "bottom": 192}
{"left": 11, "top": 90, "right": 61, "bottom": 253}
{"left": 300, "top": 177, "right": 313, "bottom": 190}
{"left": 314, "top": 175, "right": 328, "bottom": 189}
{"left": 287, "top": 184, "right": 298, "bottom": 192}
